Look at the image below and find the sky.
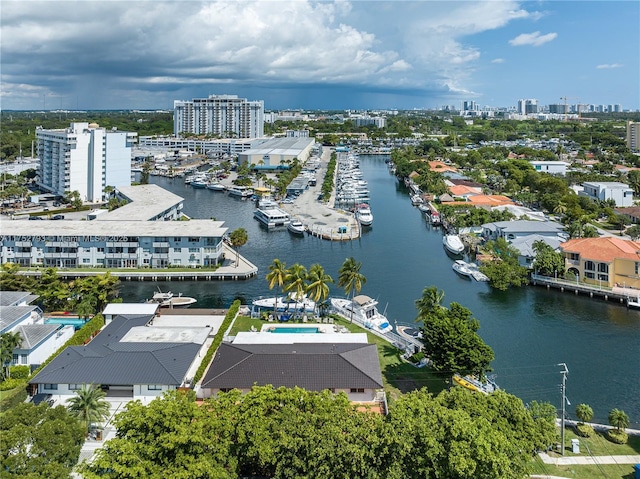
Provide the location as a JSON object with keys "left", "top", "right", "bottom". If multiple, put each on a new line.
{"left": 1, "top": 1, "right": 638, "bottom": 111}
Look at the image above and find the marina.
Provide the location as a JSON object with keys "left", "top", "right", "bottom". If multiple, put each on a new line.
{"left": 128, "top": 155, "right": 640, "bottom": 427}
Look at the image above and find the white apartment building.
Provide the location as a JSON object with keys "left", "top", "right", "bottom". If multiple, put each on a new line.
{"left": 627, "top": 121, "right": 640, "bottom": 153}
{"left": 36, "top": 122, "right": 136, "bottom": 202}
{"left": 581, "top": 182, "right": 634, "bottom": 207}
{"left": 174, "top": 94, "right": 264, "bottom": 138}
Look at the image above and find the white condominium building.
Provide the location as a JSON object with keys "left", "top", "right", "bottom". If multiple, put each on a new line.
{"left": 36, "top": 122, "right": 136, "bottom": 202}
{"left": 173, "top": 94, "right": 264, "bottom": 138}
{"left": 627, "top": 121, "right": 640, "bottom": 153}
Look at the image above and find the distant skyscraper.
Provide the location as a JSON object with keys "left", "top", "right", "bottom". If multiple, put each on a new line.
{"left": 463, "top": 100, "right": 477, "bottom": 111}
{"left": 36, "top": 122, "right": 136, "bottom": 202}
{"left": 627, "top": 121, "right": 640, "bottom": 153}
{"left": 174, "top": 94, "right": 264, "bottom": 138}
{"left": 614, "top": 104, "right": 622, "bottom": 113}
{"left": 517, "top": 99, "right": 538, "bottom": 115}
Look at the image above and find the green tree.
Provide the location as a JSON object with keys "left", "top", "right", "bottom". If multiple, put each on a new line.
{"left": 480, "top": 238, "right": 529, "bottom": 290}
{"left": 626, "top": 224, "right": 640, "bottom": 240}
{"left": 229, "top": 228, "right": 248, "bottom": 268}
{"left": 575, "top": 403, "right": 594, "bottom": 424}
{"left": 265, "top": 259, "right": 287, "bottom": 315}
{"left": 66, "top": 384, "right": 111, "bottom": 434}
{"left": 532, "top": 240, "right": 565, "bottom": 277}
{"left": 418, "top": 301, "right": 494, "bottom": 378}
{"left": 306, "top": 263, "right": 333, "bottom": 315}
{"left": 337, "top": 257, "right": 367, "bottom": 322}
{"left": 1, "top": 402, "right": 84, "bottom": 479}
{"left": 414, "top": 286, "right": 445, "bottom": 321}
{"left": 0, "top": 331, "right": 23, "bottom": 380}
{"left": 283, "top": 263, "right": 308, "bottom": 303}
{"left": 608, "top": 408, "right": 630, "bottom": 432}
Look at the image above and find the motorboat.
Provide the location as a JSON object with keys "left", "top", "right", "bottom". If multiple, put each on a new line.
{"left": 228, "top": 186, "right": 254, "bottom": 198}
{"left": 452, "top": 260, "right": 490, "bottom": 282}
{"left": 254, "top": 206, "right": 291, "bottom": 228}
{"left": 410, "top": 194, "right": 424, "bottom": 206}
{"left": 146, "top": 289, "right": 197, "bottom": 308}
{"left": 452, "top": 374, "right": 499, "bottom": 395}
{"left": 330, "top": 295, "right": 393, "bottom": 334}
{"left": 190, "top": 180, "right": 208, "bottom": 189}
{"left": 252, "top": 293, "right": 316, "bottom": 314}
{"left": 429, "top": 211, "right": 442, "bottom": 226}
{"left": 355, "top": 204, "right": 373, "bottom": 226}
{"left": 207, "top": 182, "right": 226, "bottom": 191}
{"left": 287, "top": 219, "right": 306, "bottom": 235}
{"left": 443, "top": 234, "right": 465, "bottom": 255}
{"left": 418, "top": 203, "right": 430, "bottom": 213}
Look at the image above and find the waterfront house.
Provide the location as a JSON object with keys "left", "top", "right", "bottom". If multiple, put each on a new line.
{"left": 580, "top": 182, "right": 634, "bottom": 207}
{"left": 481, "top": 220, "right": 567, "bottom": 242}
{"left": 561, "top": 237, "right": 640, "bottom": 288}
{"left": 510, "top": 235, "right": 562, "bottom": 269}
{"left": 0, "top": 291, "right": 74, "bottom": 367}
{"left": 29, "top": 303, "right": 216, "bottom": 404}
{"left": 200, "top": 339, "right": 384, "bottom": 403}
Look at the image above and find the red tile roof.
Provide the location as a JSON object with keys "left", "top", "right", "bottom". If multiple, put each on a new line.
{"left": 561, "top": 237, "right": 640, "bottom": 262}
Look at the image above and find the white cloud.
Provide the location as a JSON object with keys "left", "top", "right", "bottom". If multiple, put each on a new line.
{"left": 596, "top": 63, "right": 623, "bottom": 69}
{"left": 509, "top": 31, "right": 557, "bottom": 47}
{"left": 491, "top": 58, "right": 505, "bottom": 64}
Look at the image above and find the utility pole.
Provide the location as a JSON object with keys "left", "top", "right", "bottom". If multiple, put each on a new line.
{"left": 558, "top": 363, "right": 569, "bottom": 455}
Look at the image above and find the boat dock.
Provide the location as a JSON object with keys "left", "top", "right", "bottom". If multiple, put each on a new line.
{"left": 530, "top": 273, "right": 635, "bottom": 307}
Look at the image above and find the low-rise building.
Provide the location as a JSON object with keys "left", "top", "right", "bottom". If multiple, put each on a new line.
{"left": 237, "top": 137, "right": 315, "bottom": 170}
{"left": 529, "top": 161, "right": 570, "bottom": 175}
{"left": 580, "top": 182, "right": 634, "bottom": 207}
{"left": 481, "top": 220, "right": 567, "bottom": 242}
{"left": 561, "top": 236, "right": 640, "bottom": 288}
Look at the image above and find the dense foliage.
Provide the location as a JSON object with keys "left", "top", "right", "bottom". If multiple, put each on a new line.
{"left": 479, "top": 238, "right": 530, "bottom": 290}
{"left": 1, "top": 403, "right": 85, "bottom": 479}
{"left": 80, "top": 386, "right": 555, "bottom": 479}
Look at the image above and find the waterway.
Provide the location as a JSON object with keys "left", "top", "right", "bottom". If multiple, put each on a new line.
{"left": 124, "top": 156, "right": 640, "bottom": 427}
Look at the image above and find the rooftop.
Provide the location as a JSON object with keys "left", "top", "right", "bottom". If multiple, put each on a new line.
{"left": 561, "top": 237, "right": 640, "bottom": 262}
{"left": 97, "top": 184, "right": 184, "bottom": 222}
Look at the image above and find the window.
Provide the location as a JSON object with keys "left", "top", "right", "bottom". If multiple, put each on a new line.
{"left": 148, "top": 385, "right": 163, "bottom": 391}
{"left": 83, "top": 258, "right": 90, "bottom": 264}
{"left": 43, "top": 384, "right": 58, "bottom": 390}
{"left": 584, "top": 261, "right": 595, "bottom": 271}
{"left": 97, "top": 247, "right": 104, "bottom": 253}
{"left": 568, "top": 253, "right": 579, "bottom": 261}
{"left": 585, "top": 272, "right": 595, "bottom": 279}
{"left": 174, "top": 247, "right": 181, "bottom": 253}
{"left": 636, "top": 262, "right": 640, "bottom": 276}
{"left": 174, "top": 237, "right": 181, "bottom": 243}
{"left": 598, "top": 263, "right": 608, "bottom": 273}
{"left": 349, "top": 388, "right": 365, "bottom": 393}
{"left": 69, "top": 384, "right": 81, "bottom": 390}
{"left": 189, "top": 247, "right": 198, "bottom": 253}
{"left": 188, "top": 237, "right": 199, "bottom": 243}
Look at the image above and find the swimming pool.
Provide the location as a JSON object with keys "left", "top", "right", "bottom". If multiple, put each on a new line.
{"left": 45, "top": 317, "right": 88, "bottom": 329}
{"left": 269, "top": 327, "right": 320, "bottom": 334}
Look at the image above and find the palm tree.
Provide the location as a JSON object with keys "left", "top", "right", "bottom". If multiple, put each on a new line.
{"left": 266, "top": 259, "right": 287, "bottom": 316}
{"left": 284, "top": 263, "right": 308, "bottom": 303}
{"left": 229, "top": 228, "right": 248, "bottom": 268}
{"left": 415, "top": 286, "right": 445, "bottom": 322}
{"left": 608, "top": 408, "right": 629, "bottom": 432}
{"left": 0, "top": 331, "right": 23, "bottom": 380}
{"left": 306, "top": 264, "right": 334, "bottom": 316}
{"left": 338, "top": 257, "right": 366, "bottom": 322}
{"left": 575, "top": 404, "right": 594, "bottom": 425}
{"left": 66, "top": 384, "right": 111, "bottom": 435}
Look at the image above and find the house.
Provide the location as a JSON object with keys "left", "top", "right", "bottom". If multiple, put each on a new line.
{"left": 560, "top": 237, "right": 640, "bottom": 288}
{"left": 580, "top": 182, "right": 634, "bottom": 207}
{"left": 509, "top": 235, "right": 562, "bottom": 269}
{"left": 200, "top": 338, "right": 384, "bottom": 403}
{"left": 614, "top": 206, "right": 640, "bottom": 224}
{"left": 0, "top": 291, "right": 74, "bottom": 368}
{"left": 481, "top": 220, "right": 567, "bottom": 242}
{"left": 29, "top": 304, "right": 221, "bottom": 404}
{"left": 529, "top": 161, "right": 570, "bottom": 175}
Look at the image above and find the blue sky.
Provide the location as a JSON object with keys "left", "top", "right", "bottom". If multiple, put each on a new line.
{"left": 1, "top": 1, "right": 638, "bottom": 111}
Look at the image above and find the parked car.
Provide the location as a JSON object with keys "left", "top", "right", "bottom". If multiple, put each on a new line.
{"left": 51, "top": 214, "right": 65, "bottom": 220}
{"left": 28, "top": 215, "right": 44, "bottom": 220}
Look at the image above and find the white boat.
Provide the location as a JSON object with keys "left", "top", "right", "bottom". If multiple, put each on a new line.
{"left": 254, "top": 206, "right": 291, "bottom": 228}
{"left": 411, "top": 194, "right": 424, "bottom": 205}
{"left": 418, "top": 203, "right": 430, "bottom": 213}
{"left": 443, "top": 234, "right": 465, "bottom": 255}
{"left": 252, "top": 294, "right": 316, "bottom": 314}
{"left": 146, "top": 289, "right": 197, "bottom": 308}
{"left": 191, "top": 180, "right": 208, "bottom": 189}
{"left": 330, "top": 295, "right": 393, "bottom": 334}
{"left": 355, "top": 204, "right": 373, "bottom": 226}
{"left": 452, "top": 260, "right": 489, "bottom": 282}
{"left": 429, "top": 211, "right": 442, "bottom": 226}
{"left": 287, "top": 219, "right": 306, "bottom": 235}
{"left": 207, "top": 182, "right": 226, "bottom": 191}
{"left": 228, "top": 186, "right": 254, "bottom": 198}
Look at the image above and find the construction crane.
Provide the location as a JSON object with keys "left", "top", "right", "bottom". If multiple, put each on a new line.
{"left": 560, "top": 96, "right": 580, "bottom": 121}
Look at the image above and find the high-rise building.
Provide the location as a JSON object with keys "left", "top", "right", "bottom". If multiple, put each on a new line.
{"left": 517, "top": 99, "right": 538, "bottom": 115}
{"left": 173, "top": 94, "right": 264, "bottom": 138}
{"left": 463, "top": 100, "right": 477, "bottom": 111}
{"left": 627, "top": 121, "right": 640, "bottom": 153}
{"left": 36, "top": 122, "right": 136, "bottom": 202}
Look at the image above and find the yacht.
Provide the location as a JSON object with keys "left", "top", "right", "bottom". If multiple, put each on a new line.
{"left": 443, "top": 234, "right": 465, "bottom": 255}
{"left": 330, "top": 295, "right": 393, "bottom": 334}
{"left": 355, "top": 204, "right": 373, "bottom": 226}
{"left": 451, "top": 261, "right": 489, "bottom": 282}
{"left": 146, "top": 289, "right": 197, "bottom": 308}
{"left": 207, "top": 182, "right": 226, "bottom": 191}
{"left": 228, "top": 186, "right": 254, "bottom": 198}
{"left": 254, "top": 206, "right": 291, "bottom": 228}
{"left": 252, "top": 293, "right": 316, "bottom": 314}
{"left": 287, "top": 219, "right": 306, "bottom": 235}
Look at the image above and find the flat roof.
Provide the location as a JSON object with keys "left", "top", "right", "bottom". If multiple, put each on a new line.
{"left": 1, "top": 219, "right": 228, "bottom": 237}
{"left": 233, "top": 331, "right": 369, "bottom": 344}
{"left": 103, "top": 303, "right": 159, "bottom": 316}
{"left": 240, "top": 137, "right": 314, "bottom": 156}
{"left": 97, "top": 184, "right": 184, "bottom": 221}
{"left": 121, "top": 326, "right": 210, "bottom": 344}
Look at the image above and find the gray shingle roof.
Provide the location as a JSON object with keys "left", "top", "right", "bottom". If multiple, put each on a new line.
{"left": 30, "top": 313, "right": 201, "bottom": 387}
{"left": 14, "top": 324, "right": 60, "bottom": 350}
{"left": 0, "top": 291, "right": 38, "bottom": 306}
{"left": 201, "top": 342, "right": 383, "bottom": 391}
{"left": 482, "top": 220, "right": 565, "bottom": 233}
{"left": 0, "top": 305, "right": 40, "bottom": 333}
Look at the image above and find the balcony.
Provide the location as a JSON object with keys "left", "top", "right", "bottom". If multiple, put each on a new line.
{"left": 152, "top": 242, "right": 170, "bottom": 248}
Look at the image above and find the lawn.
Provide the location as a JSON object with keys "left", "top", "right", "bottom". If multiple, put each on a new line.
{"left": 530, "top": 456, "right": 635, "bottom": 479}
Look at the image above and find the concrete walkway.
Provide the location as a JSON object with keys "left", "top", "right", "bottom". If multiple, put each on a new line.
{"left": 538, "top": 452, "right": 640, "bottom": 466}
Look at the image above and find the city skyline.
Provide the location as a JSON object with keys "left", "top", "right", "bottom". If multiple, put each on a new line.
{"left": 1, "top": 1, "right": 638, "bottom": 111}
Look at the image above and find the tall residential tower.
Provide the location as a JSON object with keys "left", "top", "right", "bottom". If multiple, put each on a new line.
{"left": 173, "top": 94, "right": 264, "bottom": 138}
{"left": 36, "top": 122, "right": 136, "bottom": 202}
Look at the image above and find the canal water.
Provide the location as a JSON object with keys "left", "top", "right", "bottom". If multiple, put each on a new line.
{"left": 124, "top": 156, "right": 640, "bottom": 427}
